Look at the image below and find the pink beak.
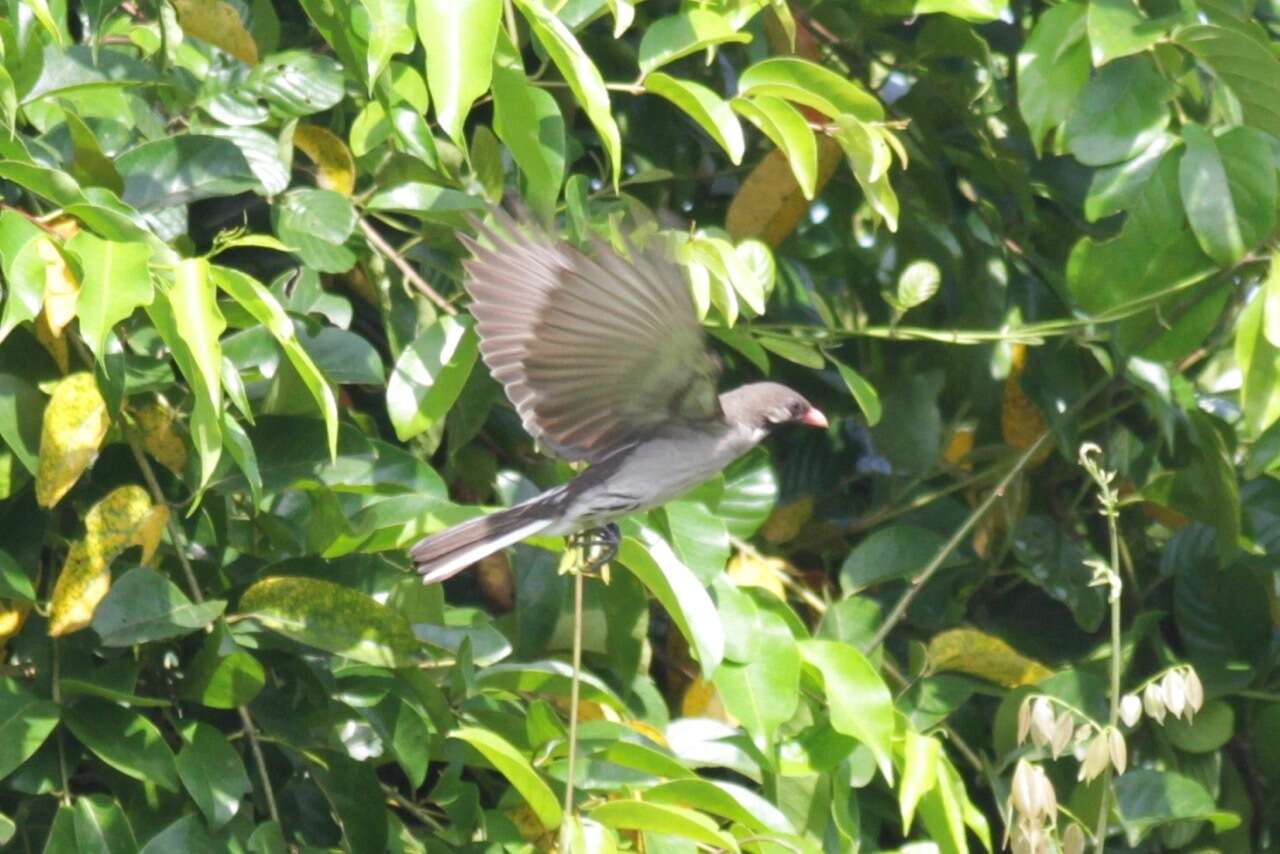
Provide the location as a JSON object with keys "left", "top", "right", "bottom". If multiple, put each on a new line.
{"left": 800, "top": 407, "right": 828, "bottom": 429}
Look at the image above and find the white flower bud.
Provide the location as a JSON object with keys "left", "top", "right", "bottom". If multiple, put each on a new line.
{"left": 1108, "top": 727, "right": 1127, "bottom": 775}
{"left": 1120, "top": 694, "right": 1142, "bottom": 727}
{"left": 1162, "top": 671, "right": 1187, "bottom": 719}
{"left": 1184, "top": 667, "right": 1204, "bottom": 714}
{"left": 1079, "top": 732, "right": 1110, "bottom": 782}
{"left": 1062, "top": 823, "right": 1086, "bottom": 854}
{"left": 1030, "top": 696, "right": 1056, "bottom": 748}
{"left": 1011, "top": 760, "right": 1041, "bottom": 819}
{"left": 1143, "top": 681, "right": 1166, "bottom": 724}
{"left": 1051, "top": 712, "right": 1074, "bottom": 758}
{"left": 1036, "top": 765, "right": 1057, "bottom": 818}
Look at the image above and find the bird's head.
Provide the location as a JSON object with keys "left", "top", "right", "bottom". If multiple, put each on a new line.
{"left": 721, "top": 382, "right": 828, "bottom": 435}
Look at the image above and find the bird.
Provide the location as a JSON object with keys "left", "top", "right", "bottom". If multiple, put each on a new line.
{"left": 410, "top": 208, "right": 828, "bottom": 584}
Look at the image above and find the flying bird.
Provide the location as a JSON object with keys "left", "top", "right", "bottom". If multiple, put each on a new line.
{"left": 411, "top": 210, "right": 828, "bottom": 584}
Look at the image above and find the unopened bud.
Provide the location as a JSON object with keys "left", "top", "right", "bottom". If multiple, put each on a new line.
{"left": 1143, "top": 681, "right": 1166, "bottom": 724}
{"left": 1162, "top": 671, "right": 1187, "bottom": 719}
{"left": 1011, "top": 760, "right": 1041, "bottom": 819}
{"left": 1108, "top": 728, "right": 1127, "bottom": 775}
{"left": 1030, "top": 696, "right": 1055, "bottom": 748}
{"left": 1184, "top": 667, "right": 1204, "bottom": 714}
{"left": 1018, "top": 697, "right": 1033, "bottom": 745}
{"left": 1120, "top": 694, "right": 1142, "bottom": 727}
{"left": 1062, "top": 823, "right": 1086, "bottom": 854}
{"left": 1079, "top": 732, "right": 1110, "bottom": 782}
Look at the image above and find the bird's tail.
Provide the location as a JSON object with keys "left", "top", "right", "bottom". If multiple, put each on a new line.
{"left": 411, "top": 499, "right": 557, "bottom": 585}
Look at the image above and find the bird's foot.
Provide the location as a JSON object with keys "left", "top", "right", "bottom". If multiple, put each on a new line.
{"left": 571, "top": 523, "right": 620, "bottom": 576}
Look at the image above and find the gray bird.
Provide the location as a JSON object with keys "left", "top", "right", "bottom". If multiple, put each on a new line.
{"left": 411, "top": 210, "right": 827, "bottom": 584}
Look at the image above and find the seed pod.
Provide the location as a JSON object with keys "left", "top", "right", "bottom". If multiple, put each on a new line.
{"left": 1143, "top": 681, "right": 1166, "bottom": 724}
{"left": 1120, "top": 694, "right": 1142, "bottom": 727}
{"left": 1079, "top": 732, "right": 1110, "bottom": 782}
{"left": 1184, "top": 667, "right": 1204, "bottom": 714}
{"left": 1062, "top": 823, "right": 1086, "bottom": 854}
{"left": 1108, "top": 727, "right": 1127, "bottom": 775}
{"left": 1162, "top": 671, "right": 1187, "bottom": 719}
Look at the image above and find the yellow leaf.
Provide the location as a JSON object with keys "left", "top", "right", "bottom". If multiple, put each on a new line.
{"left": 37, "top": 237, "right": 79, "bottom": 337}
{"left": 172, "top": 0, "right": 259, "bottom": 64}
{"left": 680, "top": 676, "right": 732, "bottom": 722}
{"left": 49, "top": 485, "right": 163, "bottom": 636}
{"left": 761, "top": 496, "right": 813, "bottom": 544}
{"left": 726, "top": 138, "right": 842, "bottom": 247}
{"left": 925, "top": 627, "right": 1052, "bottom": 688}
{"left": 34, "top": 309, "right": 69, "bottom": 373}
{"left": 48, "top": 541, "right": 109, "bottom": 636}
{"left": 35, "top": 372, "right": 110, "bottom": 507}
{"left": 293, "top": 124, "right": 357, "bottom": 197}
{"left": 944, "top": 424, "right": 975, "bottom": 469}
{"left": 726, "top": 552, "right": 787, "bottom": 599}
{"left": 134, "top": 402, "right": 188, "bottom": 474}
{"left": 621, "top": 719, "right": 668, "bottom": 747}
{"left": 0, "top": 601, "right": 30, "bottom": 646}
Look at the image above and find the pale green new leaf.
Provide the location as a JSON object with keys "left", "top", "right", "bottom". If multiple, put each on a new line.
{"left": 645, "top": 72, "right": 744, "bottom": 164}
{"left": 732, "top": 95, "right": 817, "bottom": 198}
{"left": 637, "top": 10, "right": 751, "bottom": 76}
{"left": 738, "top": 57, "right": 883, "bottom": 122}
{"left": 416, "top": 0, "right": 502, "bottom": 146}
{"left": 800, "top": 639, "right": 894, "bottom": 783}
{"left": 66, "top": 233, "right": 153, "bottom": 363}
{"left": 451, "top": 727, "right": 562, "bottom": 830}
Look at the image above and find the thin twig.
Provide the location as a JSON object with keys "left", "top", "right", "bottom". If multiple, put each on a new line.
{"left": 126, "top": 436, "right": 283, "bottom": 829}
{"left": 358, "top": 218, "right": 457, "bottom": 315}
{"left": 863, "top": 432, "right": 1053, "bottom": 655}
{"left": 563, "top": 567, "right": 585, "bottom": 823}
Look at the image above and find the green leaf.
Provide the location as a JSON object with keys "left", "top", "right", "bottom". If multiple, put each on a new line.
{"left": 181, "top": 624, "right": 266, "bottom": 708}
{"left": 91, "top": 567, "right": 226, "bottom": 646}
{"left": 0, "top": 679, "right": 59, "bottom": 780}
{"left": 738, "top": 57, "right": 883, "bottom": 122}
{"left": 1016, "top": 2, "right": 1089, "bottom": 155}
{"left": 64, "top": 233, "right": 153, "bottom": 364}
{"left": 1164, "top": 699, "right": 1234, "bottom": 753}
{"left": 73, "top": 794, "right": 137, "bottom": 854}
{"left": 1178, "top": 123, "right": 1275, "bottom": 267}
{"left": 274, "top": 188, "right": 357, "bottom": 273}
{"left": 63, "top": 700, "right": 179, "bottom": 791}
{"left": 716, "top": 450, "right": 778, "bottom": 539}
{"left": 618, "top": 524, "right": 725, "bottom": 677}
{"left": 833, "top": 116, "right": 899, "bottom": 231}
{"left": 637, "top": 10, "right": 751, "bottom": 77}
{"left": 492, "top": 47, "right": 566, "bottom": 221}
{"left": 1084, "top": 133, "right": 1174, "bottom": 221}
{"left": 138, "top": 815, "right": 219, "bottom": 854}
{"left": 21, "top": 45, "right": 158, "bottom": 104}
{"left": 116, "top": 135, "right": 260, "bottom": 210}
{"left": 912, "top": 0, "right": 1007, "bottom": 22}
{"left": 1114, "top": 769, "right": 1240, "bottom": 846}
{"left": 899, "top": 730, "right": 940, "bottom": 832}
{"left": 1177, "top": 23, "right": 1280, "bottom": 140}
{"left": 360, "top": 0, "right": 414, "bottom": 89}
{"left": 513, "top": 0, "right": 622, "bottom": 187}
{"left": 712, "top": 609, "right": 799, "bottom": 745}
{"left": 892, "top": 259, "right": 941, "bottom": 311}
{"left": 169, "top": 258, "right": 225, "bottom": 492}
{"left": 828, "top": 354, "right": 882, "bottom": 426}
{"left": 799, "top": 639, "right": 894, "bottom": 783}
{"left": 840, "top": 524, "right": 950, "bottom": 591}
{"left": 386, "top": 315, "right": 479, "bottom": 441}
{"left": 1234, "top": 289, "right": 1280, "bottom": 437}
{"left": 211, "top": 266, "right": 339, "bottom": 457}
{"left": 0, "top": 209, "right": 47, "bottom": 342}
{"left": 0, "top": 370, "right": 44, "bottom": 475}
{"left": 1061, "top": 55, "right": 1174, "bottom": 166}
{"left": 475, "top": 660, "right": 625, "bottom": 711}
{"left": 662, "top": 498, "right": 730, "bottom": 582}
{"left": 64, "top": 111, "right": 123, "bottom": 194}
{"left": 645, "top": 73, "right": 744, "bottom": 165}
{"left": 416, "top": 0, "right": 502, "bottom": 146}
{"left": 177, "top": 721, "right": 251, "bottom": 829}
{"left": 1066, "top": 149, "right": 1215, "bottom": 316}
{"left": 731, "top": 95, "right": 817, "bottom": 199}
{"left": 589, "top": 800, "right": 739, "bottom": 851}
{"left": 239, "top": 576, "right": 423, "bottom": 667}
{"left": 451, "top": 726, "right": 562, "bottom": 830}
{"left": 363, "top": 182, "right": 487, "bottom": 222}
{"left": 644, "top": 779, "right": 795, "bottom": 835}
{"left": 298, "top": 327, "right": 386, "bottom": 385}
{"left": 244, "top": 50, "right": 345, "bottom": 116}
{"left": 1087, "top": 0, "right": 1168, "bottom": 65}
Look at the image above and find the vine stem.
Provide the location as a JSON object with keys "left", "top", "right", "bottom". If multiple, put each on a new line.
{"left": 1093, "top": 480, "right": 1124, "bottom": 852}
{"left": 126, "top": 437, "right": 283, "bottom": 830}
{"left": 358, "top": 218, "right": 457, "bottom": 315}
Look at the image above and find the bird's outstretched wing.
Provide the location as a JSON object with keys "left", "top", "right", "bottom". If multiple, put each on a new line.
{"left": 461, "top": 208, "right": 722, "bottom": 463}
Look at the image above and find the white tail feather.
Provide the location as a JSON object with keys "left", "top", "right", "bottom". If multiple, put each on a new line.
{"left": 416, "top": 518, "right": 554, "bottom": 585}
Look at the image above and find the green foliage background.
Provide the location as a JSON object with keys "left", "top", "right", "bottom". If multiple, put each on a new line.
{"left": 0, "top": 0, "right": 1278, "bottom": 851}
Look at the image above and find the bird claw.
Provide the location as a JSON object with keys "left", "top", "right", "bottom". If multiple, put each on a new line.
{"left": 572, "top": 523, "right": 620, "bottom": 574}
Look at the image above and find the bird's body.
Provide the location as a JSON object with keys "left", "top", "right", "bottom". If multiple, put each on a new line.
{"left": 411, "top": 210, "right": 826, "bottom": 583}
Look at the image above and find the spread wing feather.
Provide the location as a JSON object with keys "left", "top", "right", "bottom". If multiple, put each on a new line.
{"left": 461, "top": 209, "right": 721, "bottom": 463}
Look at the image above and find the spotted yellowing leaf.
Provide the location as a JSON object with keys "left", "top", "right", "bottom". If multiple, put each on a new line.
{"left": 35, "top": 372, "right": 110, "bottom": 508}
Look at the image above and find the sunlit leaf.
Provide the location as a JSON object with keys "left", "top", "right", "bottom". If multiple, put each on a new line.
{"left": 65, "top": 233, "right": 153, "bottom": 363}
{"left": 416, "top": 0, "right": 501, "bottom": 146}
{"left": 925, "top": 627, "right": 1052, "bottom": 687}
{"left": 35, "top": 372, "right": 109, "bottom": 508}
{"left": 172, "top": 0, "right": 259, "bottom": 64}
{"left": 451, "top": 726, "right": 562, "bottom": 830}
{"left": 293, "top": 124, "right": 356, "bottom": 196}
